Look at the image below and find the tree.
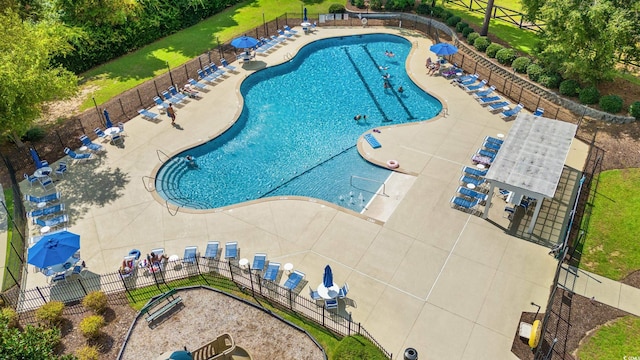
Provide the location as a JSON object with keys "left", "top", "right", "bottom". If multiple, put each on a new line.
{"left": 56, "top": 0, "right": 142, "bottom": 26}
{"left": 480, "top": 0, "right": 494, "bottom": 36}
{"left": 0, "top": 10, "right": 77, "bottom": 142}
{"left": 522, "top": 0, "right": 640, "bottom": 84}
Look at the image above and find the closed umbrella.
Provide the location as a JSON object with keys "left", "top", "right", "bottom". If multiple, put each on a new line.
{"left": 230, "top": 36, "right": 259, "bottom": 49}
{"left": 103, "top": 109, "right": 113, "bottom": 128}
{"left": 156, "top": 351, "right": 192, "bottom": 360}
{"left": 429, "top": 43, "right": 458, "bottom": 56}
{"left": 29, "top": 148, "right": 43, "bottom": 169}
{"left": 323, "top": 265, "right": 333, "bottom": 288}
{"left": 303, "top": 7, "right": 308, "bottom": 22}
{"left": 27, "top": 231, "right": 80, "bottom": 269}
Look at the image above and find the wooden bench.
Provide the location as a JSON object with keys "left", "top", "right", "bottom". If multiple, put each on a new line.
{"left": 140, "top": 289, "right": 182, "bottom": 325}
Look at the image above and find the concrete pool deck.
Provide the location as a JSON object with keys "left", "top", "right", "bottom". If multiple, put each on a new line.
{"left": 21, "top": 27, "right": 589, "bottom": 359}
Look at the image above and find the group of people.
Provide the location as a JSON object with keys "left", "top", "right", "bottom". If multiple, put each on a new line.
{"left": 353, "top": 114, "right": 368, "bottom": 122}
{"left": 384, "top": 50, "right": 395, "bottom": 57}
{"left": 138, "top": 252, "right": 168, "bottom": 270}
{"left": 425, "top": 57, "right": 441, "bottom": 76}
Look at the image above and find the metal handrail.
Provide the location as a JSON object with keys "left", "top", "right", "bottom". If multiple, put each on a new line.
{"left": 350, "top": 175, "right": 388, "bottom": 197}
{"left": 141, "top": 176, "right": 156, "bottom": 192}
{"left": 156, "top": 149, "right": 171, "bottom": 163}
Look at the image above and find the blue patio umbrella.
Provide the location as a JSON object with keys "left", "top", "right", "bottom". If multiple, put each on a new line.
{"left": 156, "top": 350, "right": 192, "bottom": 360}
{"left": 323, "top": 265, "right": 334, "bottom": 288}
{"left": 27, "top": 231, "right": 80, "bottom": 269}
{"left": 231, "top": 36, "right": 259, "bottom": 49}
{"left": 29, "top": 147, "right": 43, "bottom": 169}
{"left": 303, "top": 7, "right": 308, "bottom": 22}
{"left": 429, "top": 42, "right": 458, "bottom": 56}
{"left": 103, "top": 109, "right": 113, "bottom": 128}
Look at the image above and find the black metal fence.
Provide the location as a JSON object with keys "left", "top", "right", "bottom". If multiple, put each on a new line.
{"left": 9, "top": 256, "right": 393, "bottom": 359}
{"left": 445, "top": 0, "right": 544, "bottom": 32}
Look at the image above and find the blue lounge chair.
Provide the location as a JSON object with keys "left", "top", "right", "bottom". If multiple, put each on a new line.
{"left": 460, "top": 175, "right": 485, "bottom": 187}
{"left": 161, "top": 90, "right": 182, "bottom": 104}
{"left": 477, "top": 96, "right": 502, "bottom": 105}
{"left": 24, "top": 173, "right": 38, "bottom": 187}
{"left": 457, "top": 186, "right": 488, "bottom": 202}
{"left": 263, "top": 262, "right": 280, "bottom": 282}
{"left": 456, "top": 74, "right": 478, "bottom": 86}
{"left": 94, "top": 128, "right": 108, "bottom": 141}
{"left": 485, "top": 136, "right": 504, "bottom": 145}
{"left": 251, "top": 253, "right": 267, "bottom": 272}
{"left": 153, "top": 96, "right": 169, "bottom": 109}
{"left": 473, "top": 86, "right": 496, "bottom": 98}
{"left": 25, "top": 192, "right": 61, "bottom": 205}
{"left": 188, "top": 78, "right": 207, "bottom": 90}
{"left": 35, "top": 214, "right": 68, "bottom": 228}
{"left": 338, "top": 282, "right": 349, "bottom": 299}
{"left": 197, "top": 69, "right": 218, "bottom": 83}
{"left": 309, "top": 286, "right": 323, "bottom": 301}
{"left": 277, "top": 29, "right": 293, "bottom": 39}
{"left": 500, "top": 103, "right": 524, "bottom": 119}
{"left": 27, "top": 203, "right": 65, "bottom": 218}
{"left": 462, "top": 166, "right": 487, "bottom": 177}
{"left": 207, "top": 64, "right": 226, "bottom": 77}
{"left": 487, "top": 101, "right": 511, "bottom": 112}
{"left": 64, "top": 147, "right": 94, "bottom": 162}
{"left": 325, "top": 298, "right": 338, "bottom": 310}
{"left": 183, "top": 246, "right": 198, "bottom": 264}
{"left": 224, "top": 241, "right": 238, "bottom": 259}
{"left": 255, "top": 39, "right": 274, "bottom": 54}
{"left": 138, "top": 108, "right": 159, "bottom": 120}
{"left": 484, "top": 141, "right": 501, "bottom": 151}
{"left": 533, "top": 107, "right": 544, "bottom": 116}
{"left": 478, "top": 149, "right": 497, "bottom": 159}
{"left": 270, "top": 35, "right": 285, "bottom": 44}
{"left": 169, "top": 86, "right": 188, "bottom": 102}
{"left": 220, "top": 59, "right": 237, "bottom": 72}
{"left": 204, "top": 241, "right": 219, "bottom": 259}
{"left": 464, "top": 79, "right": 488, "bottom": 92}
{"left": 80, "top": 135, "right": 104, "bottom": 152}
{"left": 284, "top": 25, "right": 298, "bottom": 35}
{"left": 450, "top": 196, "right": 480, "bottom": 212}
{"left": 283, "top": 270, "right": 305, "bottom": 290}
{"left": 38, "top": 176, "right": 55, "bottom": 190}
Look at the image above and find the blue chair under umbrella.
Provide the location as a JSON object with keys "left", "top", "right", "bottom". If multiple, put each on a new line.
{"left": 27, "top": 230, "right": 80, "bottom": 269}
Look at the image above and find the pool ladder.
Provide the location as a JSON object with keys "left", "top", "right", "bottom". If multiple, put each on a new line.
{"left": 283, "top": 52, "right": 293, "bottom": 60}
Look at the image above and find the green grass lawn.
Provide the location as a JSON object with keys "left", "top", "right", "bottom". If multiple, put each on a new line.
{"left": 1, "top": 189, "right": 16, "bottom": 291}
{"left": 79, "top": 0, "right": 336, "bottom": 110}
{"left": 577, "top": 316, "right": 640, "bottom": 360}
{"left": 579, "top": 169, "right": 640, "bottom": 280}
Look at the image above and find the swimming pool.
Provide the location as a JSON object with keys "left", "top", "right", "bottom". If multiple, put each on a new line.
{"left": 156, "top": 34, "right": 442, "bottom": 212}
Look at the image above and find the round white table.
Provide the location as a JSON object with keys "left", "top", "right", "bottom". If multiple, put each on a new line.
{"left": 239, "top": 258, "right": 249, "bottom": 269}
{"left": 476, "top": 164, "right": 486, "bottom": 169}
{"left": 168, "top": 255, "right": 180, "bottom": 262}
{"left": 40, "top": 226, "right": 51, "bottom": 234}
{"left": 497, "top": 133, "right": 505, "bottom": 138}
{"left": 466, "top": 183, "right": 476, "bottom": 190}
{"left": 33, "top": 167, "right": 53, "bottom": 178}
{"left": 37, "top": 202, "right": 47, "bottom": 208}
{"left": 317, "top": 283, "right": 340, "bottom": 299}
{"left": 79, "top": 146, "right": 88, "bottom": 152}
{"left": 284, "top": 263, "right": 294, "bottom": 274}
{"left": 104, "top": 127, "right": 121, "bottom": 136}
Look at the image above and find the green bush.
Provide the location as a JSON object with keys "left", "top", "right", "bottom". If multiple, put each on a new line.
{"left": 430, "top": 6, "right": 445, "bottom": 18}
{"left": 0, "top": 308, "right": 19, "bottom": 329}
{"left": 446, "top": 16, "right": 461, "bottom": 26}
{"left": 21, "top": 127, "right": 46, "bottom": 142}
{"left": 599, "top": 95, "right": 624, "bottom": 114}
{"left": 386, "top": 0, "right": 414, "bottom": 11}
{"left": 485, "top": 43, "right": 503, "bottom": 58}
{"left": 328, "top": 4, "right": 345, "bottom": 13}
{"left": 76, "top": 345, "right": 100, "bottom": 360}
{"left": 456, "top": 22, "right": 469, "bottom": 33}
{"left": 527, "top": 64, "right": 544, "bottom": 82}
{"left": 559, "top": 79, "right": 581, "bottom": 97}
{"left": 538, "top": 74, "right": 562, "bottom": 89}
{"left": 36, "top": 301, "right": 65, "bottom": 327}
{"left": 82, "top": 291, "right": 108, "bottom": 314}
{"left": 0, "top": 324, "right": 61, "bottom": 359}
{"left": 511, "top": 57, "right": 531, "bottom": 73}
{"left": 473, "top": 37, "right": 491, "bottom": 52}
{"left": 466, "top": 32, "right": 480, "bottom": 45}
{"left": 79, "top": 315, "right": 105, "bottom": 339}
{"left": 495, "top": 48, "right": 517, "bottom": 66}
{"left": 579, "top": 86, "right": 600, "bottom": 104}
{"left": 630, "top": 101, "right": 640, "bottom": 119}
{"left": 462, "top": 27, "right": 475, "bottom": 38}
{"left": 355, "top": 0, "right": 365, "bottom": 8}
{"left": 370, "top": 0, "right": 382, "bottom": 10}
{"left": 441, "top": 11, "right": 454, "bottom": 20}
{"left": 416, "top": 4, "right": 430, "bottom": 14}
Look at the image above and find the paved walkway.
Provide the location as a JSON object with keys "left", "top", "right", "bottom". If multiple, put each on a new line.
{"left": 20, "top": 27, "right": 590, "bottom": 359}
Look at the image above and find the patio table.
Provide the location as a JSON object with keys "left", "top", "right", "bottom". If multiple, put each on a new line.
{"left": 317, "top": 282, "right": 339, "bottom": 299}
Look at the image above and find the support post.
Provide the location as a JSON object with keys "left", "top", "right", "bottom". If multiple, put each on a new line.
{"left": 527, "top": 198, "right": 544, "bottom": 234}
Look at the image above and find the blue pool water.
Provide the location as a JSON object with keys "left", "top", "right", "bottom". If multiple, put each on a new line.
{"left": 156, "top": 34, "right": 442, "bottom": 212}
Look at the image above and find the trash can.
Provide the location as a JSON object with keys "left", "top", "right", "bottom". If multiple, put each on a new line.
{"left": 404, "top": 348, "right": 418, "bottom": 360}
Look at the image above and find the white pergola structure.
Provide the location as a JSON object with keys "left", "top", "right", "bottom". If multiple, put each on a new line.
{"left": 482, "top": 114, "right": 578, "bottom": 233}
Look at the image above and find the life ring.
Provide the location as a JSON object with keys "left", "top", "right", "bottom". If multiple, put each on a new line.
{"left": 386, "top": 159, "right": 399, "bottom": 169}
{"left": 361, "top": 18, "right": 368, "bottom": 25}
{"left": 528, "top": 320, "right": 541, "bottom": 348}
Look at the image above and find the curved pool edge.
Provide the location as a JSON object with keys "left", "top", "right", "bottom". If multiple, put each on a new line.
{"left": 149, "top": 27, "right": 441, "bottom": 215}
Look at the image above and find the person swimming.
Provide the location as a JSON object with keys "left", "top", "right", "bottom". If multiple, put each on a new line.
{"left": 185, "top": 155, "right": 197, "bottom": 168}
{"left": 354, "top": 114, "right": 362, "bottom": 122}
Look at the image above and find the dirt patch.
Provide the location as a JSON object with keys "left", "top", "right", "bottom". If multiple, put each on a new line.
{"left": 622, "top": 269, "right": 640, "bottom": 288}
{"left": 40, "top": 85, "right": 100, "bottom": 126}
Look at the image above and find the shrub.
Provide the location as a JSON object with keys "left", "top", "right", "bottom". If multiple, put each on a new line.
{"left": 462, "top": 27, "right": 475, "bottom": 38}
{"left": 526, "top": 64, "right": 544, "bottom": 82}
{"left": 79, "top": 315, "right": 105, "bottom": 339}
{"left": 83, "top": 291, "right": 108, "bottom": 314}
{"left": 579, "top": 86, "right": 600, "bottom": 104}
{"left": 416, "top": 4, "right": 430, "bottom": 14}
{"left": 559, "top": 79, "right": 581, "bottom": 97}
{"left": 441, "top": 11, "right": 454, "bottom": 20}
{"left": 473, "top": 37, "right": 491, "bottom": 52}
{"left": 511, "top": 57, "right": 531, "bottom": 73}
{"left": 0, "top": 307, "right": 19, "bottom": 329}
{"left": 446, "top": 16, "right": 461, "bottom": 27}
{"left": 328, "top": 4, "right": 345, "bottom": 13}
{"left": 485, "top": 43, "right": 503, "bottom": 58}
{"left": 495, "top": 48, "right": 517, "bottom": 66}
{"left": 76, "top": 345, "right": 100, "bottom": 360}
{"left": 630, "top": 101, "right": 640, "bottom": 119}
{"left": 456, "top": 21, "right": 469, "bottom": 33}
{"left": 36, "top": 301, "right": 65, "bottom": 327}
{"left": 538, "top": 74, "right": 562, "bottom": 89}
{"left": 430, "top": 6, "right": 445, "bottom": 18}
{"left": 21, "top": 127, "right": 46, "bottom": 142}
{"left": 386, "top": 0, "right": 414, "bottom": 11}
{"left": 599, "top": 95, "right": 624, "bottom": 114}
{"left": 355, "top": 0, "right": 365, "bottom": 8}
{"left": 370, "top": 0, "right": 382, "bottom": 10}
{"left": 466, "top": 32, "right": 480, "bottom": 44}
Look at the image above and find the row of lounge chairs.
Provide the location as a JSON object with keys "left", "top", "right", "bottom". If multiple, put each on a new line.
{"left": 24, "top": 191, "right": 69, "bottom": 232}
{"left": 252, "top": 26, "right": 302, "bottom": 56}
